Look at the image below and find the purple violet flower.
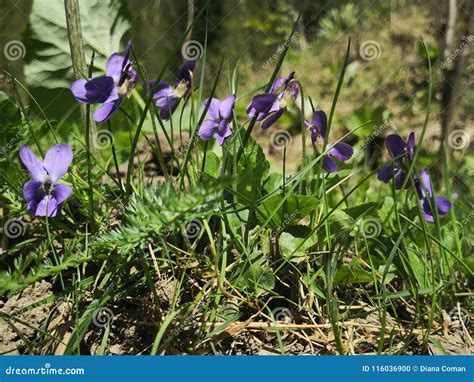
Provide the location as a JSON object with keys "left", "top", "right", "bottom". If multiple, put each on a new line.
{"left": 377, "top": 133, "right": 415, "bottom": 189}
{"left": 20, "top": 144, "right": 73, "bottom": 217}
{"left": 152, "top": 60, "right": 196, "bottom": 120}
{"left": 415, "top": 170, "right": 452, "bottom": 222}
{"left": 70, "top": 40, "right": 137, "bottom": 123}
{"left": 197, "top": 94, "right": 236, "bottom": 146}
{"left": 306, "top": 110, "right": 353, "bottom": 172}
{"left": 247, "top": 72, "right": 299, "bottom": 129}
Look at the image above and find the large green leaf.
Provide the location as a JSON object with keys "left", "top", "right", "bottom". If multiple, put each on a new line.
{"left": 24, "top": 0, "right": 131, "bottom": 88}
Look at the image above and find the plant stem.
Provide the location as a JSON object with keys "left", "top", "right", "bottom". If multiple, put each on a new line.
{"left": 64, "top": 0, "right": 97, "bottom": 154}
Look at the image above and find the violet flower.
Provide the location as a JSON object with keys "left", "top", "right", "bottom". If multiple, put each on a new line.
{"left": 70, "top": 41, "right": 137, "bottom": 123}
{"left": 306, "top": 110, "right": 353, "bottom": 172}
{"left": 152, "top": 60, "right": 196, "bottom": 120}
{"left": 197, "top": 94, "right": 236, "bottom": 146}
{"left": 378, "top": 133, "right": 415, "bottom": 189}
{"left": 415, "top": 170, "right": 452, "bottom": 222}
{"left": 20, "top": 144, "right": 73, "bottom": 217}
{"left": 247, "top": 72, "right": 299, "bottom": 129}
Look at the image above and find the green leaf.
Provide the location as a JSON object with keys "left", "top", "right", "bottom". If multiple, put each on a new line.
{"left": 25, "top": 0, "right": 131, "bottom": 88}
{"left": 406, "top": 249, "right": 430, "bottom": 288}
{"left": 343, "top": 202, "right": 378, "bottom": 220}
{"left": 235, "top": 249, "right": 274, "bottom": 293}
{"left": 237, "top": 263, "right": 275, "bottom": 293}
{"left": 328, "top": 209, "right": 354, "bottom": 233}
{"left": 234, "top": 137, "right": 270, "bottom": 205}
{"left": 203, "top": 151, "right": 220, "bottom": 178}
{"left": 256, "top": 194, "right": 319, "bottom": 229}
{"left": 279, "top": 225, "right": 316, "bottom": 263}
{"left": 263, "top": 173, "right": 283, "bottom": 194}
{"left": 333, "top": 264, "right": 373, "bottom": 285}
{"left": 226, "top": 204, "right": 249, "bottom": 236}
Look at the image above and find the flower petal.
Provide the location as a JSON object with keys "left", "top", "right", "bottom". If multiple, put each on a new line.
{"left": 322, "top": 155, "right": 339, "bottom": 172}
{"left": 219, "top": 94, "right": 236, "bottom": 121}
{"left": 284, "top": 71, "right": 296, "bottom": 86}
{"left": 407, "top": 132, "right": 415, "bottom": 159}
{"left": 417, "top": 170, "right": 432, "bottom": 198}
{"left": 394, "top": 170, "right": 406, "bottom": 189}
{"left": 93, "top": 99, "right": 122, "bottom": 123}
{"left": 197, "top": 119, "right": 219, "bottom": 141}
{"left": 43, "top": 144, "right": 73, "bottom": 183}
{"left": 378, "top": 165, "right": 393, "bottom": 183}
{"left": 214, "top": 122, "right": 232, "bottom": 146}
{"left": 311, "top": 110, "right": 327, "bottom": 138}
{"left": 247, "top": 93, "right": 278, "bottom": 116}
{"left": 435, "top": 196, "right": 451, "bottom": 216}
{"left": 122, "top": 40, "right": 132, "bottom": 71}
{"left": 177, "top": 60, "right": 196, "bottom": 84}
{"left": 202, "top": 97, "right": 221, "bottom": 120}
{"left": 70, "top": 76, "right": 117, "bottom": 104}
{"left": 106, "top": 53, "right": 125, "bottom": 84}
{"left": 19, "top": 145, "right": 47, "bottom": 182}
{"left": 34, "top": 195, "right": 58, "bottom": 217}
{"left": 261, "top": 108, "right": 285, "bottom": 129}
{"left": 152, "top": 81, "right": 174, "bottom": 101}
{"left": 155, "top": 93, "right": 176, "bottom": 110}
{"left": 159, "top": 97, "right": 181, "bottom": 120}
{"left": 421, "top": 198, "right": 435, "bottom": 222}
{"left": 269, "top": 76, "right": 284, "bottom": 94}
{"left": 330, "top": 142, "right": 353, "bottom": 162}
{"left": 386, "top": 134, "right": 406, "bottom": 159}
{"left": 310, "top": 127, "right": 319, "bottom": 147}
{"left": 23, "top": 179, "right": 42, "bottom": 204}
{"left": 53, "top": 184, "right": 73, "bottom": 204}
